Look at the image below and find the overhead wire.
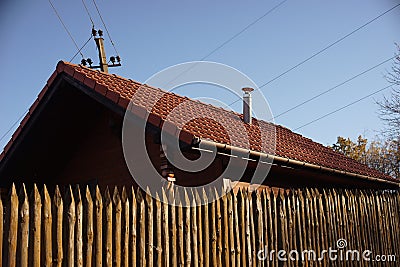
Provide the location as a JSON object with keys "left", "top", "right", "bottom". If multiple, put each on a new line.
{"left": 201, "top": 0, "right": 289, "bottom": 60}
{"left": 92, "top": 0, "right": 119, "bottom": 56}
{"left": 70, "top": 35, "right": 93, "bottom": 62}
{"left": 293, "top": 84, "right": 392, "bottom": 131}
{"left": 1, "top": 1, "right": 90, "bottom": 149}
{"left": 273, "top": 55, "right": 397, "bottom": 119}
{"left": 0, "top": 110, "right": 28, "bottom": 145}
{"left": 168, "top": 0, "right": 289, "bottom": 92}
{"left": 227, "top": 2, "right": 400, "bottom": 108}
{"left": 0, "top": 39, "right": 94, "bottom": 150}
{"left": 2, "top": 2, "right": 396, "bottom": 150}
{"left": 48, "top": 0, "right": 84, "bottom": 59}
{"left": 1, "top": 1, "right": 97, "bottom": 150}
{"left": 258, "top": 2, "right": 400, "bottom": 88}
{"left": 82, "top": 0, "right": 95, "bottom": 28}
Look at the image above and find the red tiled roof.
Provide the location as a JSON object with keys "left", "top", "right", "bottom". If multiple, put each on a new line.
{"left": 0, "top": 61, "right": 397, "bottom": 183}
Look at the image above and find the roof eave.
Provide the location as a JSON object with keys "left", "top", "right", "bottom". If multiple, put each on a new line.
{"left": 195, "top": 138, "right": 399, "bottom": 187}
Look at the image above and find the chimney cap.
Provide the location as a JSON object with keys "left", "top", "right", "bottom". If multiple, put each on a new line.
{"left": 242, "top": 87, "right": 254, "bottom": 93}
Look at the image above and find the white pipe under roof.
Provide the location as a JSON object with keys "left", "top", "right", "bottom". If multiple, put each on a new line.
{"left": 195, "top": 139, "right": 399, "bottom": 187}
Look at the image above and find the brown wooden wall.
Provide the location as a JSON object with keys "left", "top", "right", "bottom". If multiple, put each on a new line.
{"left": 0, "top": 84, "right": 394, "bottom": 190}
{"left": 56, "top": 112, "right": 133, "bottom": 187}
{"left": 55, "top": 110, "right": 226, "bottom": 189}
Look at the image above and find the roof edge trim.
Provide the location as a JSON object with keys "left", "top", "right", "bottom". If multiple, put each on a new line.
{"left": 196, "top": 139, "right": 399, "bottom": 187}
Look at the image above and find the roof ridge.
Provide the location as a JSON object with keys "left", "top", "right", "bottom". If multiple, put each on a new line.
{"left": 12, "top": 61, "right": 389, "bottom": 183}
{"left": 0, "top": 61, "right": 396, "bottom": 184}
{"left": 62, "top": 61, "right": 143, "bottom": 86}
{"left": 62, "top": 60, "right": 278, "bottom": 126}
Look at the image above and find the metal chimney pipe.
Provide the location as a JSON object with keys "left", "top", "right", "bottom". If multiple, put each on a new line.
{"left": 242, "top": 87, "right": 254, "bottom": 124}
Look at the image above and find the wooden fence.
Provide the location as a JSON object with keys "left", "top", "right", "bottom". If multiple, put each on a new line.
{"left": 0, "top": 184, "right": 398, "bottom": 266}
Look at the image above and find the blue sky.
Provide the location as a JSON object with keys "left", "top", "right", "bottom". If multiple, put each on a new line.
{"left": 0, "top": 0, "right": 399, "bottom": 151}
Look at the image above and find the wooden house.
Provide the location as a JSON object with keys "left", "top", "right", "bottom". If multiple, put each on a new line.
{"left": 0, "top": 61, "right": 397, "bottom": 190}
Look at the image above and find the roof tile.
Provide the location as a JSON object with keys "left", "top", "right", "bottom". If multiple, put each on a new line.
{"left": 29, "top": 99, "right": 39, "bottom": 114}
{"left": 20, "top": 114, "right": 30, "bottom": 129}
{"left": 179, "top": 130, "right": 194, "bottom": 144}
{"left": 148, "top": 113, "right": 161, "bottom": 128}
{"left": 131, "top": 105, "right": 147, "bottom": 120}
{"left": 63, "top": 65, "right": 75, "bottom": 77}
{"left": 118, "top": 97, "right": 130, "bottom": 110}
{"left": 105, "top": 90, "right": 120, "bottom": 103}
{"left": 56, "top": 61, "right": 65, "bottom": 73}
{"left": 73, "top": 71, "right": 86, "bottom": 84}
{"left": 84, "top": 77, "right": 96, "bottom": 89}
{"left": 1, "top": 60, "right": 395, "bottom": 183}
{"left": 162, "top": 121, "right": 179, "bottom": 136}
{"left": 47, "top": 71, "right": 58, "bottom": 87}
{"left": 38, "top": 85, "right": 49, "bottom": 101}
{"left": 3, "top": 141, "right": 12, "bottom": 155}
{"left": 94, "top": 83, "right": 108, "bottom": 95}
{"left": 11, "top": 126, "right": 22, "bottom": 142}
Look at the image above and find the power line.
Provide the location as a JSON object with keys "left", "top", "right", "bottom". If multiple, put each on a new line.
{"left": 92, "top": 0, "right": 119, "bottom": 56}
{"left": 1, "top": 1, "right": 107, "bottom": 150}
{"left": 294, "top": 84, "right": 392, "bottom": 131}
{"left": 82, "top": 0, "right": 95, "bottom": 27}
{"left": 48, "top": 0, "right": 84, "bottom": 59}
{"left": 0, "top": 0, "right": 86, "bottom": 151}
{"left": 1, "top": 35, "right": 92, "bottom": 148}
{"left": 258, "top": 3, "right": 400, "bottom": 88}
{"left": 273, "top": 55, "right": 397, "bottom": 119}
{"left": 0, "top": 110, "right": 28, "bottom": 145}
{"left": 2, "top": 2, "right": 91, "bottom": 149}
{"left": 201, "top": 0, "right": 289, "bottom": 60}
{"left": 70, "top": 35, "right": 93, "bottom": 62}
{"left": 2, "top": 2, "right": 288, "bottom": 152}
{"left": 168, "top": 0, "right": 289, "bottom": 92}
{"left": 227, "top": 3, "right": 400, "bottom": 108}
{"left": 227, "top": 55, "right": 397, "bottom": 108}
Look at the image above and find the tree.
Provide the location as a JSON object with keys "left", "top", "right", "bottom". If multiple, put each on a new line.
{"left": 379, "top": 44, "right": 400, "bottom": 137}
{"left": 331, "top": 45, "right": 400, "bottom": 179}
{"left": 332, "top": 136, "right": 399, "bottom": 179}
{"left": 331, "top": 135, "right": 367, "bottom": 162}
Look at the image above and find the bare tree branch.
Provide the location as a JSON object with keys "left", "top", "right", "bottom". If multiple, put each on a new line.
{"left": 379, "top": 43, "right": 400, "bottom": 138}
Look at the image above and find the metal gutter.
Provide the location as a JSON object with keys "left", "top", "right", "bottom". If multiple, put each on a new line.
{"left": 195, "top": 139, "right": 399, "bottom": 187}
